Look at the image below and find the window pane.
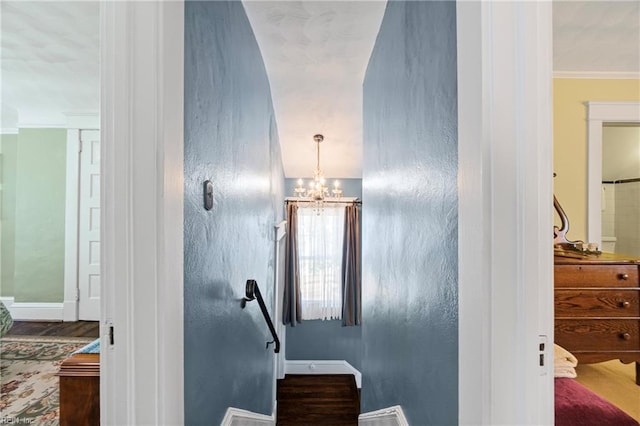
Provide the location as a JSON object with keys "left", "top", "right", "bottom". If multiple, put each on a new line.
{"left": 297, "top": 205, "right": 344, "bottom": 320}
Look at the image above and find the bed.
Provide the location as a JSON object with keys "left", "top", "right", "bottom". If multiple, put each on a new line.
{"left": 555, "top": 377, "right": 638, "bottom": 426}
{"left": 554, "top": 343, "right": 639, "bottom": 426}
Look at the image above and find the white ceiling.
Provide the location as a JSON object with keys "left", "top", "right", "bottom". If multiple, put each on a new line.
{"left": 553, "top": 1, "right": 640, "bottom": 74}
{"left": 243, "top": 1, "right": 386, "bottom": 178}
{"left": 0, "top": 1, "right": 99, "bottom": 128}
{"left": 1, "top": 1, "right": 638, "bottom": 177}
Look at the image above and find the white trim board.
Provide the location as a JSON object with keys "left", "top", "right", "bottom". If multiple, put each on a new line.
{"left": 63, "top": 129, "right": 81, "bottom": 322}
{"left": 0, "top": 298, "right": 64, "bottom": 321}
{"left": 275, "top": 220, "right": 287, "bottom": 242}
{"left": 65, "top": 113, "right": 100, "bottom": 129}
{"left": 100, "top": 1, "right": 185, "bottom": 424}
{"left": 284, "top": 360, "right": 362, "bottom": 389}
{"left": 221, "top": 407, "right": 275, "bottom": 426}
{"left": 219, "top": 401, "right": 407, "bottom": 426}
{"left": 359, "top": 405, "right": 409, "bottom": 426}
{"left": 553, "top": 71, "right": 640, "bottom": 80}
{"left": 457, "top": 2, "right": 554, "bottom": 425}
{"left": 14, "top": 123, "right": 68, "bottom": 129}
{"left": 586, "top": 101, "right": 640, "bottom": 245}
{"left": 273, "top": 219, "right": 288, "bottom": 413}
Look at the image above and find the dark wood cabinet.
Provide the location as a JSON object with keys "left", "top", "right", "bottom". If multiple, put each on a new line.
{"left": 58, "top": 353, "right": 100, "bottom": 425}
{"left": 554, "top": 252, "right": 640, "bottom": 385}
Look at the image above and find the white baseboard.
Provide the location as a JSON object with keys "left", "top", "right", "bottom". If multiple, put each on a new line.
{"left": 0, "top": 297, "right": 64, "bottom": 321}
{"left": 285, "top": 359, "right": 362, "bottom": 388}
{"left": 221, "top": 407, "right": 275, "bottom": 426}
{"left": 359, "top": 405, "right": 409, "bottom": 426}
{"left": 62, "top": 300, "right": 79, "bottom": 322}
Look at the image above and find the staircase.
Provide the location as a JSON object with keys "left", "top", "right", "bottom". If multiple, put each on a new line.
{"left": 276, "top": 374, "right": 360, "bottom": 425}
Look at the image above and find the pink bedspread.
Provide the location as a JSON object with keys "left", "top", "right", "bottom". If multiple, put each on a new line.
{"left": 555, "top": 378, "right": 639, "bottom": 426}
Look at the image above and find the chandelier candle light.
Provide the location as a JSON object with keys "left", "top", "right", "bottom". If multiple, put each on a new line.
{"left": 294, "top": 134, "right": 343, "bottom": 200}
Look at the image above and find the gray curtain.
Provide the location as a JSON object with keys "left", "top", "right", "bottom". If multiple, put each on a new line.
{"left": 341, "top": 204, "right": 361, "bottom": 326}
{"left": 283, "top": 203, "right": 302, "bottom": 326}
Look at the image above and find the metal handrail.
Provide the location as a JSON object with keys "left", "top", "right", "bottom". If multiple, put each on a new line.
{"left": 242, "top": 279, "right": 280, "bottom": 353}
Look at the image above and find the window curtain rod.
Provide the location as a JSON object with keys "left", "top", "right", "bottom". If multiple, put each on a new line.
{"left": 602, "top": 178, "right": 640, "bottom": 184}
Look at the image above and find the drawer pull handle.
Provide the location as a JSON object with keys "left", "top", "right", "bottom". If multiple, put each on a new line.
{"left": 618, "top": 273, "right": 629, "bottom": 280}
{"left": 620, "top": 333, "right": 631, "bottom": 341}
{"left": 619, "top": 301, "right": 631, "bottom": 308}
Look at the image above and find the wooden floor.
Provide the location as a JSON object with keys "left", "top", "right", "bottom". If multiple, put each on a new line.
{"left": 277, "top": 374, "right": 360, "bottom": 425}
{"left": 6, "top": 321, "right": 100, "bottom": 338}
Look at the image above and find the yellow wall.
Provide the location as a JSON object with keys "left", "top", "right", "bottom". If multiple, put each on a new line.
{"left": 553, "top": 78, "right": 640, "bottom": 242}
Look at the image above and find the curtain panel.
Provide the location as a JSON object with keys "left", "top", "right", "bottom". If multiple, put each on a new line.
{"left": 283, "top": 203, "right": 302, "bottom": 326}
{"left": 341, "top": 204, "right": 361, "bottom": 326}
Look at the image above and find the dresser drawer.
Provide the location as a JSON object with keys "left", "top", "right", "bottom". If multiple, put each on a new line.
{"left": 555, "top": 290, "right": 640, "bottom": 317}
{"left": 555, "top": 319, "right": 639, "bottom": 351}
{"left": 555, "top": 265, "right": 638, "bottom": 288}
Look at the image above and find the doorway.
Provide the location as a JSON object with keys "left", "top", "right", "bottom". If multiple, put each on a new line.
{"left": 78, "top": 129, "right": 101, "bottom": 320}
{"left": 601, "top": 123, "right": 640, "bottom": 256}
{"left": 63, "top": 120, "right": 101, "bottom": 322}
{"left": 586, "top": 102, "right": 640, "bottom": 246}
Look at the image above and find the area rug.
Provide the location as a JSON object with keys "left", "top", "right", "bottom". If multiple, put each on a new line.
{"left": 1, "top": 336, "right": 93, "bottom": 425}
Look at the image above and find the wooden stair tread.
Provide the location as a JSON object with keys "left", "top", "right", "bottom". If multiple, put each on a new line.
{"left": 277, "top": 374, "right": 359, "bottom": 425}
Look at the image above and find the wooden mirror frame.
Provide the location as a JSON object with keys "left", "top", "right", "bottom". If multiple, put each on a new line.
{"left": 553, "top": 194, "right": 583, "bottom": 249}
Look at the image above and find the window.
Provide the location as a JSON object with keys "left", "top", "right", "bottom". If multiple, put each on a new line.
{"left": 297, "top": 205, "right": 345, "bottom": 320}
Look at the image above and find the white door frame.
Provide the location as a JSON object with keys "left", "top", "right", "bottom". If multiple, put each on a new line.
{"left": 457, "top": 2, "right": 554, "bottom": 425}
{"left": 100, "top": 1, "right": 184, "bottom": 424}
{"left": 101, "top": 1, "right": 552, "bottom": 424}
{"left": 63, "top": 114, "right": 99, "bottom": 322}
{"left": 586, "top": 101, "right": 640, "bottom": 246}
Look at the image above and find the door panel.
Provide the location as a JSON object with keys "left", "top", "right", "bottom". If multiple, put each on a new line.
{"left": 79, "top": 129, "right": 100, "bottom": 321}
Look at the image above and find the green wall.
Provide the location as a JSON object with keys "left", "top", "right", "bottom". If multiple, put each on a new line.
{"left": 1, "top": 133, "right": 18, "bottom": 297}
{"left": 12, "top": 129, "right": 67, "bottom": 302}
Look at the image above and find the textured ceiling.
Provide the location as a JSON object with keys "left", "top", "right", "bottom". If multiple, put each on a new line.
{"left": 1, "top": 1, "right": 639, "bottom": 177}
{"left": 0, "top": 1, "right": 99, "bottom": 129}
{"left": 553, "top": 1, "right": 640, "bottom": 73}
{"left": 242, "top": 1, "right": 386, "bottom": 178}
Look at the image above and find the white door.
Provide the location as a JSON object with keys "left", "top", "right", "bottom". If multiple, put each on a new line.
{"left": 78, "top": 129, "right": 100, "bottom": 321}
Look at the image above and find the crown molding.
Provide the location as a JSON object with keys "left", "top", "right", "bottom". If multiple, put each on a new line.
{"left": 1, "top": 128, "right": 19, "bottom": 135}
{"left": 64, "top": 112, "right": 100, "bottom": 129}
{"left": 15, "top": 123, "right": 67, "bottom": 129}
{"left": 553, "top": 71, "right": 640, "bottom": 79}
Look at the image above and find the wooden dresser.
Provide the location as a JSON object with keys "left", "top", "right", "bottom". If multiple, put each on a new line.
{"left": 58, "top": 353, "right": 100, "bottom": 425}
{"left": 554, "top": 252, "right": 640, "bottom": 385}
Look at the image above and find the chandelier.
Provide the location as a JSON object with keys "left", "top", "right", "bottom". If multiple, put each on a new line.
{"left": 294, "top": 134, "right": 343, "bottom": 200}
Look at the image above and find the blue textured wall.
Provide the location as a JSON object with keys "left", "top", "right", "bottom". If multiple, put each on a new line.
{"left": 285, "top": 320, "right": 363, "bottom": 370}
{"left": 184, "top": 2, "right": 285, "bottom": 423}
{"left": 284, "top": 178, "right": 363, "bottom": 368}
{"left": 361, "top": 2, "right": 458, "bottom": 423}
